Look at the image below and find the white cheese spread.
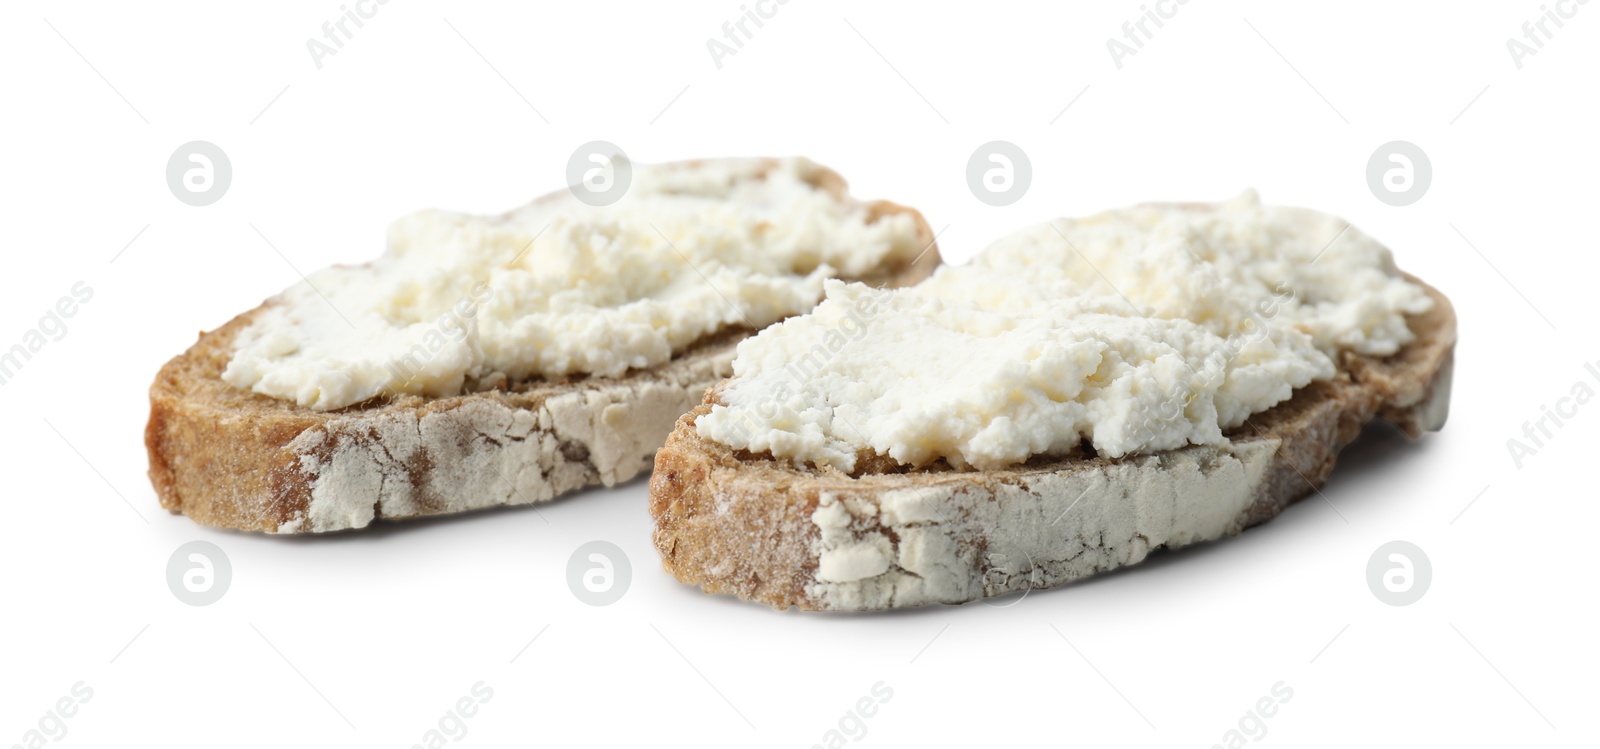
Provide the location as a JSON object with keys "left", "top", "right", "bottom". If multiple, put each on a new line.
{"left": 695, "top": 191, "right": 1433, "bottom": 472}
{"left": 221, "top": 158, "right": 925, "bottom": 410}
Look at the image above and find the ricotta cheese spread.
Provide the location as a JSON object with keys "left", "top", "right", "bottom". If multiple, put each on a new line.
{"left": 222, "top": 158, "right": 925, "bottom": 410}
{"left": 695, "top": 191, "right": 1434, "bottom": 472}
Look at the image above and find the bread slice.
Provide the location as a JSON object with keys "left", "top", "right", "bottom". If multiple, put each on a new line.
{"left": 649, "top": 277, "right": 1454, "bottom": 611}
{"left": 146, "top": 161, "right": 939, "bottom": 533}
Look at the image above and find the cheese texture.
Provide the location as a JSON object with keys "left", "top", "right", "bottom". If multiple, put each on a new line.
{"left": 222, "top": 158, "right": 925, "bottom": 411}
{"left": 695, "top": 191, "right": 1434, "bottom": 472}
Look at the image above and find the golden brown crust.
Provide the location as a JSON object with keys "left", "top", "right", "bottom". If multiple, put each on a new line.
{"left": 146, "top": 160, "right": 940, "bottom": 533}
{"left": 649, "top": 278, "right": 1456, "bottom": 610}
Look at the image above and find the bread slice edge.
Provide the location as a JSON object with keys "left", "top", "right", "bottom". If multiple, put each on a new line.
{"left": 145, "top": 162, "right": 939, "bottom": 534}
{"left": 648, "top": 277, "right": 1456, "bottom": 611}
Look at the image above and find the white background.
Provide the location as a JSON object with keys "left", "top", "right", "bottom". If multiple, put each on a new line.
{"left": 1, "top": 1, "right": 1595, "bottom": 746}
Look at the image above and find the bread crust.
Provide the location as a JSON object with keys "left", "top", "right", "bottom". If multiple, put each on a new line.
{"left": 145, "top": 161, "right": 939, "bottom": 533}
{"left": 648, "top": 278, "right": 1456, "bottom": 611}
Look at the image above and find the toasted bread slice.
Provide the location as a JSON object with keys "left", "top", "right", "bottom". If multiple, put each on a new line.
{"left": 648, "top": 277, "right": 1454, "bottom": 611}
{"left": 146, "top": 161, "right": 939, "bottom": 533}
